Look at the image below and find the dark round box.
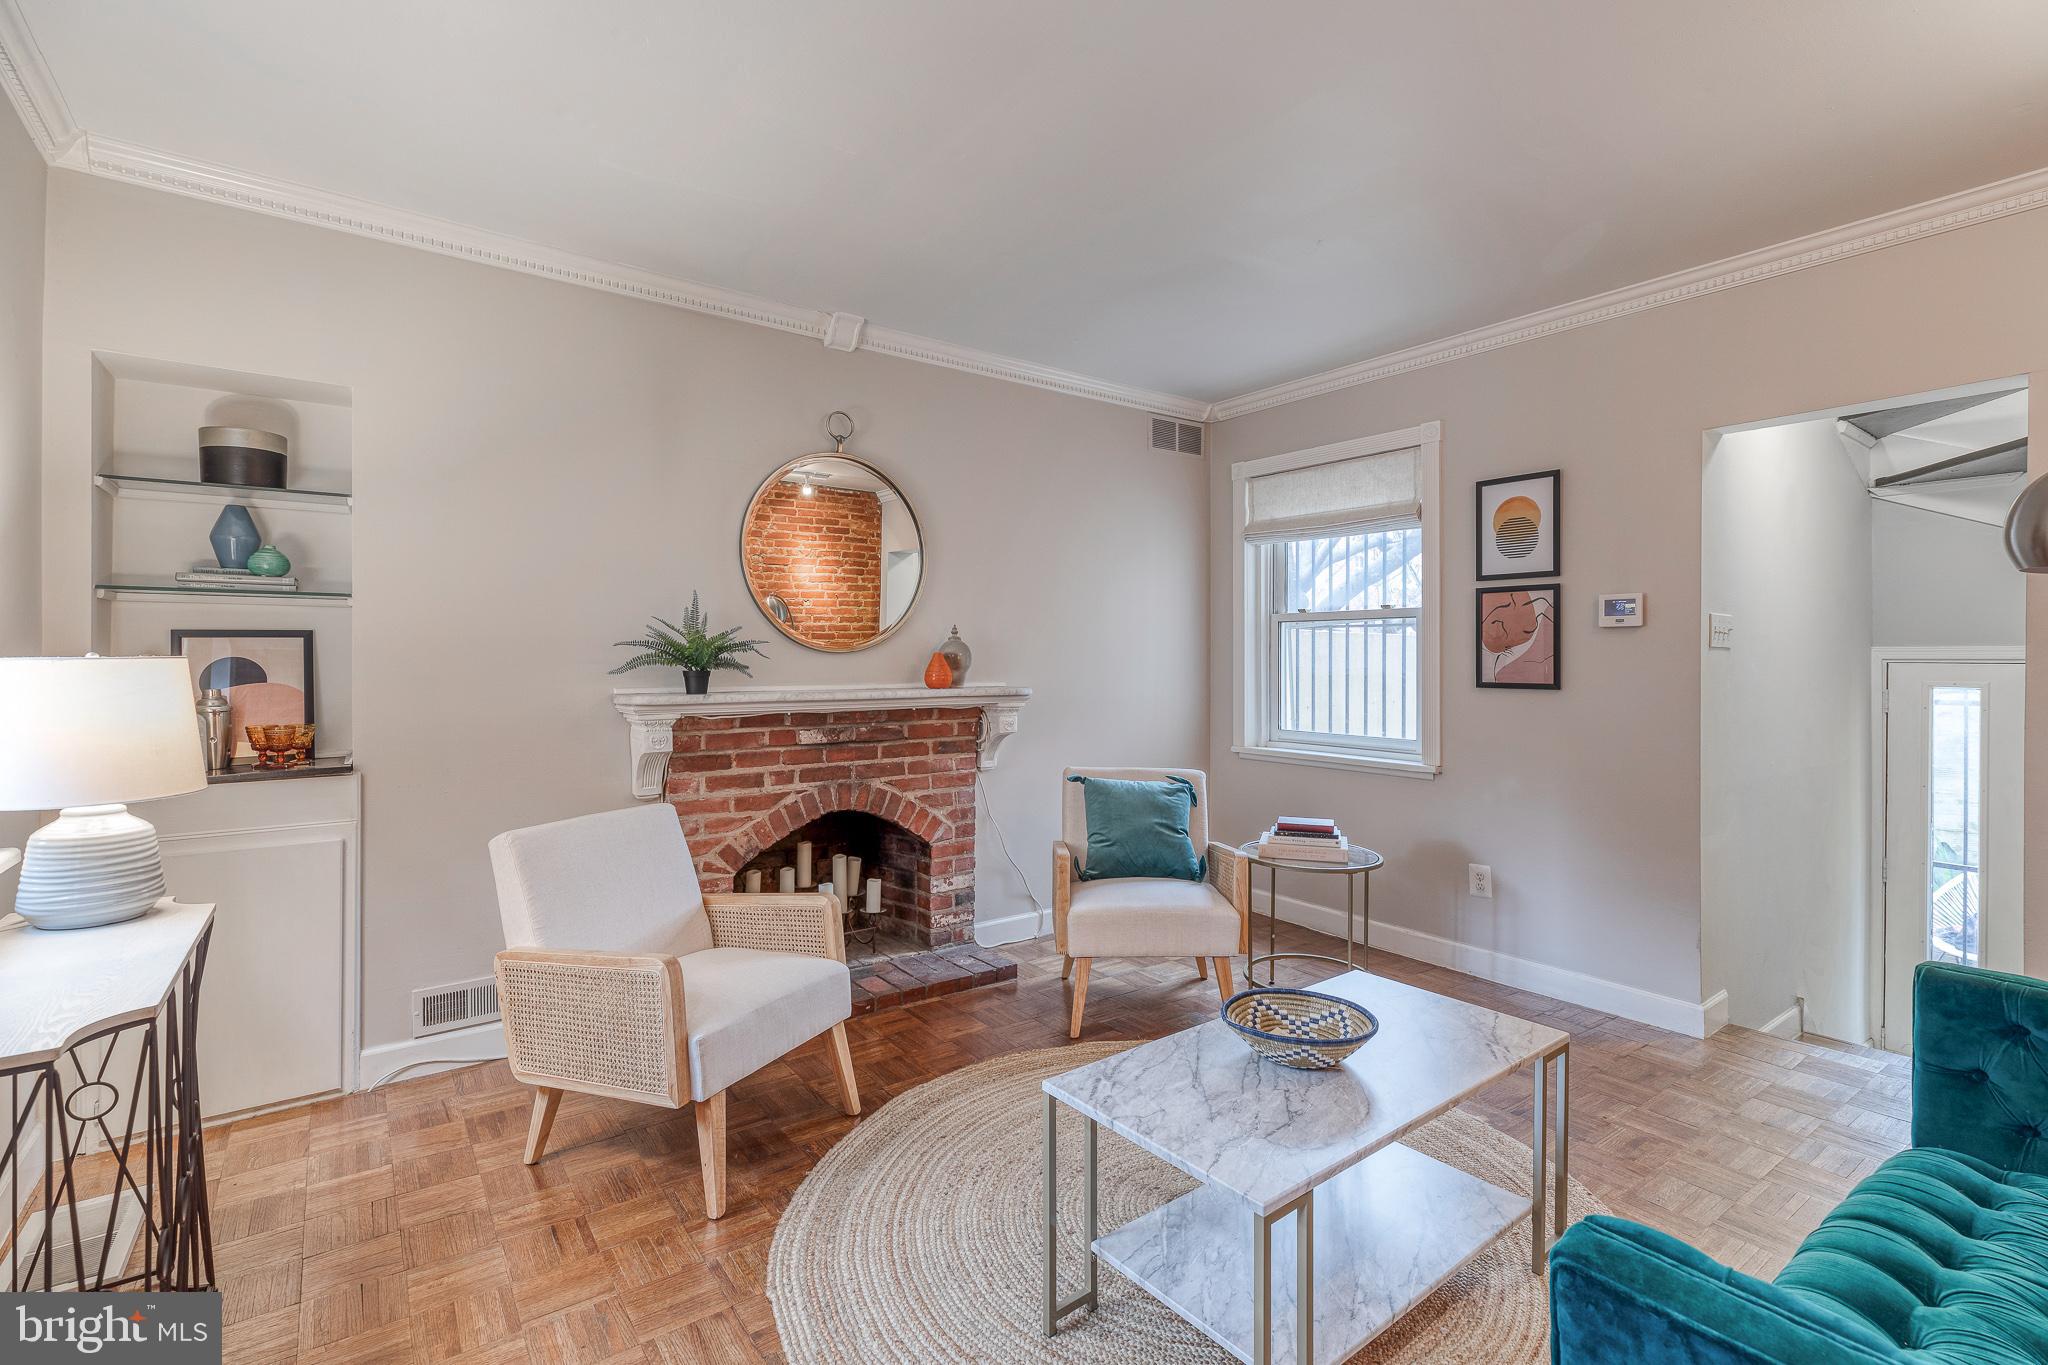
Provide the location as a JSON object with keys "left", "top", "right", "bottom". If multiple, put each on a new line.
{"left": 198, "top": 426, "right": 288, "bottom": 489}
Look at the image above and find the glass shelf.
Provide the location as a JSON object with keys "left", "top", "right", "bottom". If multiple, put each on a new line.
{"left": 95, "top": 473, "right": 353, "bottom": 514}
{"left": 96, "top": 579, "right": 353, "bottom": 607}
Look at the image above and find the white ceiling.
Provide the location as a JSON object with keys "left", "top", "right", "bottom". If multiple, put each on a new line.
{"left": 14, "top": 1, "right": 2048, "bottom": 404}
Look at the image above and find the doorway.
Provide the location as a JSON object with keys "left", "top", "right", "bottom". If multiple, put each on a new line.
{"left": 1700, "top": 375, "right": 2028, "bottom": 1047}
{"left": 1876, "top": 652, "right": 2024, "bottom": 1051}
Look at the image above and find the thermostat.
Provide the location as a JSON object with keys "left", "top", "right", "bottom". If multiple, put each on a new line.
{"left": 1598, "top": 593, "right": 1644, "bottom": 627}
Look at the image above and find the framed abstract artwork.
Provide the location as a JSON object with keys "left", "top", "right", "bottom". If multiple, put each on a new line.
{"left": 1475, "top": 469, "right": 1560, "bottom": 579}
{"left": 171, "top": 629, "right": 316, "bottom": 759}
{"left": 1476, "top": 585, "right": 1560, "bottom": 689}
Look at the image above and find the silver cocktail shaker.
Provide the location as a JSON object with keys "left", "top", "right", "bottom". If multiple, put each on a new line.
{"left": 198, "top": 689, "right": 232, "bottom": 774}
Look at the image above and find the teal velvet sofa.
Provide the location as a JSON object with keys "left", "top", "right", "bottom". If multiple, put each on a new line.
{"left": 1550, "top": 961, "right": 2048, "bottom": 1363}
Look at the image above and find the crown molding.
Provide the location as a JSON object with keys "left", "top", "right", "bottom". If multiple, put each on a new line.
{"left": 9, "top": 0, "right": 2042, "bottom": 431}
{"left": 1210, "top": 164, "right": 2048, "bottom": 422}
{"left": 0, "top": 0, "right": 74, "bottom": 157}
{"left": 0, "top": 2, "right": 1210, "bottom": 424}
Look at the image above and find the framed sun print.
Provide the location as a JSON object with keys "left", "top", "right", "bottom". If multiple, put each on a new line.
{"left": 171, "top": 628, "right": 316, "bottom": 759}
{"left": 1476, "top": 585, "right": 1560, "bottom": 689}
{"left": 1475, "top": 469, "right": 1560, "bottom": 579}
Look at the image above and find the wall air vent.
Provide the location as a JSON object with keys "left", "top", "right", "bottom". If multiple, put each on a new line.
{"left": 411, "top": 976, "right": 500, "bottom": 1038}
{"left": 1151, "top": 416, "right": 1204, "bottom": 456}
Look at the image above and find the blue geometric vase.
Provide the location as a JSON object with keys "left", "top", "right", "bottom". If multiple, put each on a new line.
{"left": 209, "top": 504, "right": 260, "bottom": 569}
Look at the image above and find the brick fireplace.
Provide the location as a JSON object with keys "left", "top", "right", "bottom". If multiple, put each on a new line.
{"left": 661, "top": 705, "right": 981, "bottom": 945}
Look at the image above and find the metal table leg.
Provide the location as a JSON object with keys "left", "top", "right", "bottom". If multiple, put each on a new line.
{"left": 1295, "top": 1193, "right": 1314, "bottom": 1365}
{"left": 1530, "top": 1054, "right": 1548, "bottom": 1276}
{"left": 1361, "top": 867, "right": 1371, "bottom": 962}
{"left": 1252, "top": 1205, "right": 1271, "bottom": 1364}
{"left": 1043, "top": 1095, "right": 1098, "bottom": 1335}
{"left": 1253, "top": 1193, "right": 1314, "bottom": 1364}
{"left": 1344, "top": 872, "right": 1356, "bottom": 970}
{"left": 1554, "top": 1047, "right": 1570, "bottom": 1240}
{"left": 1253, "top": 871, "right": 1269, "bottom": 986}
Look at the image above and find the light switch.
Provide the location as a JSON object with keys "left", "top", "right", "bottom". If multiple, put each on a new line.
{"left": 1708, "top": 613, "right": 1735, "bottom": 649}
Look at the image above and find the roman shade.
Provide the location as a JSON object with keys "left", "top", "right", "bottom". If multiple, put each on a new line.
{"left": 1243, "top": 446, "right": 1421, "bottom": 543}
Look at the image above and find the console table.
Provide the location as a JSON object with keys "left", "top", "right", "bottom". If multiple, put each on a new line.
{"left": 0, "top": 899, "right": 216, "bottom": 1291}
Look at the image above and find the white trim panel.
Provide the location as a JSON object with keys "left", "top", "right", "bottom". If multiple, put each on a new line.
{"left": 1257, "top": 888, "right": 1726, "bottom": 1038}
{"left": 359, "top": 1021, "right": 507, "bottom": 1090}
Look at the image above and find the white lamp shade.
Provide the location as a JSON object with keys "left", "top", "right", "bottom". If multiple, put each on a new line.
{"left": 0, "top": 656, "right": 208, "bottom": 810}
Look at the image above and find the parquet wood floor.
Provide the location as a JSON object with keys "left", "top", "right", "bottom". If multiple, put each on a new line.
{"left": 200, "top": 916, "right": 1909, "bottom": 1362}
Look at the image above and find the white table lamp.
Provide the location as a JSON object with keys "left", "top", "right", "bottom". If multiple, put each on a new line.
{"left": 0, "top": 656, "right": 207, "bottom": 929}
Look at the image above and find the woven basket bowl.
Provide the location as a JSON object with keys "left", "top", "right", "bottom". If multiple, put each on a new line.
{"left": 1223, "top": 988, "right": 1379, "bottom": 1070}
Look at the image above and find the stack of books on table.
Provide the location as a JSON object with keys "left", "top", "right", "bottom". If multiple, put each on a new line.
{"left": 174, "top": 564, "right": 299, "bottom": 591}
{"left": 1258, "top": 816, "right": 1350, "bottom": 863}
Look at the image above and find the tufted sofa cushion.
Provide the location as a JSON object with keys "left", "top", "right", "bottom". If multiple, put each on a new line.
{"left": 1773, "top": 1146, "right": 2048, "bottom": 1362}
{"left": 1912, "top": 962, "right": 2048, "bottom": 1177}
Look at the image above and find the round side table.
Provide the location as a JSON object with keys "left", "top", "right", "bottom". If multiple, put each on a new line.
{"left": 1238, "top": 840, "right": 1385, "bottom": 987}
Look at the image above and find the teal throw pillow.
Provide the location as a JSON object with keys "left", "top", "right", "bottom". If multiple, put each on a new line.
{"left": 1067, "top": 774, "right": 1203, "bottom": 882}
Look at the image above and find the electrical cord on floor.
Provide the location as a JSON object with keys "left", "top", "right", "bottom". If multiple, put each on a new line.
{"left": 975, "top": 773, "right": 1045, "bottom": 917}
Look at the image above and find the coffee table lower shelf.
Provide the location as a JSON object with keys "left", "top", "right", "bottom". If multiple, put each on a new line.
{"left": 1092, "top": 1142, "right": 1528, "bottom": 1365}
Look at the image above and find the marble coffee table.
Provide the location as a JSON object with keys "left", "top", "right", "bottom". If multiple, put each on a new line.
{"left": 1042, "top": 969, "right": 1569, "bottom": 1365}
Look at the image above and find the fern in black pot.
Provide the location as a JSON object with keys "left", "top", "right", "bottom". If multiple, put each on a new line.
{"left": 611, "top": 593, "right": 768, "bottom": 694}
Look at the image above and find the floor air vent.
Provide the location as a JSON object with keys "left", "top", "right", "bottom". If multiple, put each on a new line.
{"left": 1151, "top": 417, "right": 1203, "bottom": 456}
{"left": 412, "top": 976, "right": 501, "bottom": 1037}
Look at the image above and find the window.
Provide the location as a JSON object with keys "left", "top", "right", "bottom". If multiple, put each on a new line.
{"left": 1233, "top": 425, "right": 1440, "bottom": 776}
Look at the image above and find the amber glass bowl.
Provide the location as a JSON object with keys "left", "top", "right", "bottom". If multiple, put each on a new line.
{"left": 246, "top": 723, "right": 315, "bottom": 769}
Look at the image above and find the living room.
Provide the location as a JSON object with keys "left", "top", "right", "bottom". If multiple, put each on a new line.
{"left": 2, "top": 4, "right": 2047, "bottom": 1362}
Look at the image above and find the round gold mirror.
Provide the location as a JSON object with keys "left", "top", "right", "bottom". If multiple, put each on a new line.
{"left": 740, "top": 453, "right": 924, "bottom": 651}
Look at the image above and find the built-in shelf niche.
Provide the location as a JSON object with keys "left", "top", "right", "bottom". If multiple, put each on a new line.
{"left": 90, "top": 352, "right": 355, "bottom": 758}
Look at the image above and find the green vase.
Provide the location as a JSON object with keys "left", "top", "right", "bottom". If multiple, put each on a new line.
{"left": 246, "top": 544, "right": 292, "bottom": 577}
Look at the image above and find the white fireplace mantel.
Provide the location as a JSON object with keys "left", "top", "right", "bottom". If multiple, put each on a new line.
{"left": 611, "top": 683, "right": 1033, "bottom": 799}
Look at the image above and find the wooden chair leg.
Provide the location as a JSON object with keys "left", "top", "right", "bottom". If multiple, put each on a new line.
{"left": 828, "top": 1021, "right": 861, "bottom": 1116}
{"left": 1196, "top": 957, "right": 1209, "bottom": 980}
{"left": 1061, "top": 955, "right": 1073, "bottom": 980}
{"left": 1069, "top": 959, "right": 1092, "bottom": 1039}
{"left": 523, "top": 1087, "right": 561, "bottom": 1165}
{"left": 1214, "top": 957, "right": 1234, "bottom": 1001}
{"left": 695, "top": 1091, "right": 728, "bottom": 1219}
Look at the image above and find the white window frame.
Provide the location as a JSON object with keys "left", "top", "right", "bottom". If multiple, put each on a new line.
{"left": 1231, "top": 422, "right": 1442, "bottom": 779}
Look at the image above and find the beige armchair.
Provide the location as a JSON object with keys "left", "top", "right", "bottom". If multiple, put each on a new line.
{"left": 488, "top": 804, "right": 859, "bottom": 1218}
{"left": 1053, "top": 767, "right": 1250, "bottom": 1037}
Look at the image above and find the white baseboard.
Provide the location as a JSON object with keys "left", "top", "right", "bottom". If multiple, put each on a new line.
{"left": 976, "top": 904, "right": 1051, "bottom": 947}
{"left": 357, "top": 1021, "right": 506, "bottom": 1090}
{"left": 1256, "top": 890, "right": 1724, "bottom": 1039}
{"left": 1758, "top": 1002, "right": 1804, "bottom": 1040}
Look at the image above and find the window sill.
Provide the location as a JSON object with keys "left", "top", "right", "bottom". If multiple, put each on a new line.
{"left": 1230, "top": 743, "right": 1440, "bottom": 780}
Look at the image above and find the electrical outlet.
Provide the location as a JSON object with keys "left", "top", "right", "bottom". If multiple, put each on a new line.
{"left": 1468, "top": 864, "right": 1493, "bottom": 899}
{"left": 1708, "top": 612, "right": 1735, "bottom": 649}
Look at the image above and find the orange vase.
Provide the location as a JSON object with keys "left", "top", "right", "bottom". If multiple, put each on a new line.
{"left": 923, "top": 651, "right": 954, "bottom": 689}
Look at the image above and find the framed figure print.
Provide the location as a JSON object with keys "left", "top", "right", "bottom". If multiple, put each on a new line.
{"left": 1476, "top": 585, "right": 1560, "bottom": 689}
{"left": 172, "top": 628, "right": 316, "bottom": 759}
{"left": 1475, "top": 469, "right": 1560, "bottom": 579}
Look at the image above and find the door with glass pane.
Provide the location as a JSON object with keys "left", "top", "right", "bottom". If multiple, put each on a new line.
{"left": 1881, "top": 658, "right": 2024, "bottom": 1052}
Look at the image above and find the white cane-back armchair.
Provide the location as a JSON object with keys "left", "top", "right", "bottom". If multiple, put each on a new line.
{"left": 489, "top": 804, "right": 859, "bottom": 1218}
{"left": 1053, "top": 767, "right": 1250, "bottom": 1038}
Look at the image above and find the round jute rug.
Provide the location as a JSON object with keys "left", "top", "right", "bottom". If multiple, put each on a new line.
{"left": 768, "top": 1042, "right": 1605, "bottom": 1363}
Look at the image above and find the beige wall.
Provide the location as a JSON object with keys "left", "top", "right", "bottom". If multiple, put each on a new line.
{"left": 0, "top": 111, "right": 45, "bottom": 856}
{"left": 40, "top": 171, "right": 1209, "bottom": 1050}
{"left": 1209, "top": 206, "right": 2048, "bottom": 1015}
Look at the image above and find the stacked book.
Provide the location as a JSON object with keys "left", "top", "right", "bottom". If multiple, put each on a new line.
{"left": 1259, "top": 816, "right": 1349, "bottom": 863}
{"left": 174, "top": 564, "right": 299, "bottom": 591}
